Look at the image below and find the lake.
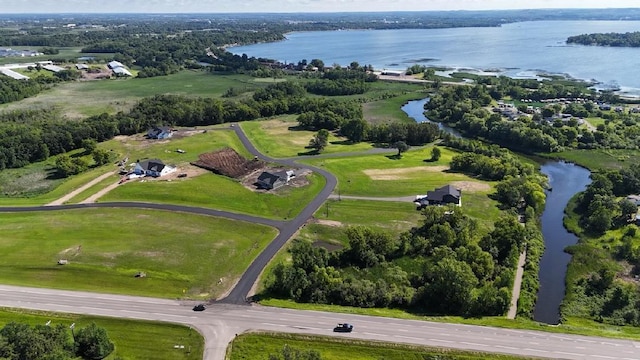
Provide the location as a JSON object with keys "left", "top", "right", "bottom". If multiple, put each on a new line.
{"left": 231, "top": 20, "right": 640, "bottom": 96}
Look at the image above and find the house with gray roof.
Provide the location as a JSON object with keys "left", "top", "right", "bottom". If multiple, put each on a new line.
{"left": 415, "top": 184, "right": 462, "bottom": 208}
{"left": 133, "top": 159, "right": 175, "bottom": 178}
{"left": 256, "top": 170, "right": 295, "bottom": 190}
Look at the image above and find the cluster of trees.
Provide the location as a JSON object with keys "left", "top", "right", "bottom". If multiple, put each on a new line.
{"left": 268, "top": 207, "right": 537, "bottom": 317}
{"left": 426, "top": 84, "right": 561, "bottom": 152}
{"left": 0, "top": 322, "right": 114, "bottom": 360}
{"left": 574, "top": 167, "right": 640, "bottom": 234}
{"left": 444, "top": 137, "right": 546, "bottom": 216}
{"left": 567, "top": 32, "right": 640, "bottom": 47}
{"left": 0, "top": 78, "right": 44, "bottom": 104}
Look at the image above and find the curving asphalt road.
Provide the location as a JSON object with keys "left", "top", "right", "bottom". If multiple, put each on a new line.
{"left": 3, "top": 125, "right": 639, "bottom": 360}
{"left": 218, "top": 125, "right": 337, "bottom": 304}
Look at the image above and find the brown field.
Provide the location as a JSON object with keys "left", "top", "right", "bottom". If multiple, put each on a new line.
{"left": 362, "top": 166, "right": 449, "bottom": 180}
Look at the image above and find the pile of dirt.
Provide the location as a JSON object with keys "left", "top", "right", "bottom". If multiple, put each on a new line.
{"left": 191, "top": 147, "right": 264, "bottom": 178}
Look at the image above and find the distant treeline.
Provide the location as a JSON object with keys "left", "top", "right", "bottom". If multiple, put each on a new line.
{"left": 567, "top": 32, "right": 640, "bottom": 47}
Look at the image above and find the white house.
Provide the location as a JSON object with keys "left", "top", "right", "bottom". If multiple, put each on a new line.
{"left": 133, "top": 159, "right": 176, "bottom": 178}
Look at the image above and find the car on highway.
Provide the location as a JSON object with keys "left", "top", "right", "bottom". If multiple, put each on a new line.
{"left": 333, "top": 323, "right": 353, "bottom": 332}
{"left": 192, "top": 304, "right": 206, "bottom": 311}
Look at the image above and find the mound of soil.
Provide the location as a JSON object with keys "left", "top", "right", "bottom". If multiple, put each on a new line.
{"left": 191, "top": 147, "right": 264, "bottom": 178}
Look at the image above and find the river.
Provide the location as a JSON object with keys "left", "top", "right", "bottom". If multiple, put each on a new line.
{"left": 231, "top": 20, "right": 640, "bottom": 96}
{"left": 534, "top": 162, "right": 591, "bottom": 324}
{"left": 401, "top": 98, "right": 592, "bottom": 324}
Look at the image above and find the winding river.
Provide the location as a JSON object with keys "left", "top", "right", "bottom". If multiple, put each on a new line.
{"left": 402, "top": 98, "right": 592, "bottom": 324}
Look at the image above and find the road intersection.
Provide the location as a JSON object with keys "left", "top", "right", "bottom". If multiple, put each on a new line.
{"left": 1, "top": 125, "right": 639, "bottom": 359}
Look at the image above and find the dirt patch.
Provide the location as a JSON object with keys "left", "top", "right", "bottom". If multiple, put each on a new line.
{"left": 191, "top": 147, "right": 264, "bottom": 178}
{"left": 363, "top": 166, "right": 449, "bottom": 180}
{"left": 58, "top": 245, "right": 82, "bottom": 257}
{"left": 449, "top": 180, "right": 491, "bottom": 192}
{"left": 313, "top": 219, "right": 343, "bottom": 227}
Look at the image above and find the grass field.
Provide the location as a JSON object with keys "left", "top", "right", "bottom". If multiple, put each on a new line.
{"left": 302, "top": 145, "right": 496, "bottom": 197}
{"left": 549, "top": 148, "right": 640, "bottom": 170}
{"left": 228, "top": 332, "right": 534, "bottom": 360}
{"left": 0, "top": 70, "right": 267, "bottom": 118}
{"left": 362, "top": 92, "right": 430, "bottom": 125}
{"left": 0, "top": 128, "right": 249, "bottom": 204}
{"left": 0, "top": 308, "right": 203, "bottom": 360}
{"left": 240, "top": 116, "right": 374, "bottom": 158}
{"left": 0, "top": 208, "right": 277, "bottom": 299}
{"left": 100, "top": 171, "right": 325, "bottom": 220}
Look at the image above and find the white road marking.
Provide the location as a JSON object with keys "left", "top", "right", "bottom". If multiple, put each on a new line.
{"left": 428, "top": 338, "right": 454, "bottom": 343}
{"left": 460, "top": 342, "right": 488, "bottom": 347}
{"left": 523, "top": 348, "right": 549, "bottom": 353}
{"left": 590, "top": 355, "right": 616, "bottom": 359}
{"left": 394, "top": 335, "right": 422, "bottom": 341}
{"left": 554, "top": 351, "right": 583, "bottom": 357}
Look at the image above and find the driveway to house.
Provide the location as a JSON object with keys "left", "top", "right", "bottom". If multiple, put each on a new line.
{"left": 46, "top": 170, "right": 117, "bottom": 206}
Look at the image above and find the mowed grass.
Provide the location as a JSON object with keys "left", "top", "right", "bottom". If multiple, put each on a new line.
{"left": 303, "top": 146, "right": 496, "bottom": 197}
{"left": 0, "top": 308, "right": 203, "bottom": 360}
{"left": 100, "top": 171, "right": 324, "bottom": 220}
{"left": 229, "top": 332, "right": 534, "bottom": 360}
{"left": 240, "top": 117, "right": 373, "bottom": 158}
{"left": 0, "top": 208, "right": 277, "bottom": 299}
{"left": 362, "top": 92, "right": 429, "bottom": 125}
{"left": 0, "top": 70, "right": 267, "bottom": 118}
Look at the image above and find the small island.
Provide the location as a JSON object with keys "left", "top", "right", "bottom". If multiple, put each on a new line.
{"left": 567, "top": 31, "right": 640, "bottom": 47}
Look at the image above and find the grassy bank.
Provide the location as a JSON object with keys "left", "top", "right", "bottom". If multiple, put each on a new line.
{"left": 0, "top": 208, "right": 277, "bottom": 299}
{"left": 0, "top": 308, "right": 203, "bottom": 360}
{"left": 228, "top": 332, "right": 534, "bottom": 360}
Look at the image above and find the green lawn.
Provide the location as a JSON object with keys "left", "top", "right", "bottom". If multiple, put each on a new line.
{"left": 240, "top": 117, "right": 373, "bottom": 158}
{"left": 362, "top": 92, "right": 429, "bottom": 125}
{"left": 0, "top": 208, "right": 277, "bottom": 299}
{"left": 100, "top": 171, "right": 324, "bottom": 220}
{"left": 229, "top": 332, "right": 534, "bottom": 360}
{"left": 0, "top": 308, "right": 203, "bottom": 360}
{"left": 302, "top": 146, "right": 496, "bottom": 197}
{"left": 0, "top": 70, "right": 267, "bottom": 118}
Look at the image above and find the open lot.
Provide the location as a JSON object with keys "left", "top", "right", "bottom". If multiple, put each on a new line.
{"left": 240, "top": 116, "right": 374, "bottom": 158}
{"left": 0, "top": 208, "right": 277, "bottom": 299}
{"left": 302, "top": 146, "right": 496, "bottom": 197}
{"left": 0, "top": 70, "right": 266, "bottom": 118}
{"left": 0, "top": 308, "right": 203, "bottom": 360}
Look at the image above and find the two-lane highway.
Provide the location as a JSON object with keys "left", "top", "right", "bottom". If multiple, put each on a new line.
{"left": 1, "top": 285, "right": 639, "bottom": 360}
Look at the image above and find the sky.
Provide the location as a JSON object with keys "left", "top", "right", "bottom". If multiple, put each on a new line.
{"left": 2, "top": 0, "right": 640, "bottom": 14}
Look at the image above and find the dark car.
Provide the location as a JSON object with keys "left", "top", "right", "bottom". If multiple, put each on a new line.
{"left": 333, "top": 323, "right": 353, "bottom": 332}
{"left": 192, "top": 304, "right": 206, "bottom": 312}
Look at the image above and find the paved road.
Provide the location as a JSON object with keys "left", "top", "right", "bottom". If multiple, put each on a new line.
{"left": 218, "top": 125, "right": 337, "bottom": 304}
{"left": 1, "top": 285, "right": 639, "bottom": 360}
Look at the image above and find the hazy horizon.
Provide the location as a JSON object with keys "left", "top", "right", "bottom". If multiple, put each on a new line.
{"left": 2, "top": 0, "right": 640, "bottom": 14}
